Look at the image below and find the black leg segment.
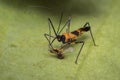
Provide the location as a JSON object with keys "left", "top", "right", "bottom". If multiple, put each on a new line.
{"left": 83, "top": 22, "right": 97, "bottom": 46}
{"left": 75, "top": 41, "right": 84, "bottom": 64}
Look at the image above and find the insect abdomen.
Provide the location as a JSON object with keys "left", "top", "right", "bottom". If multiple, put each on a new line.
{"left": 71, "top": 27, "right": 90, "bottom": 36}
{"left": 71, "top": 30, "right": 79, "bottom": 36}
{"left": 80, "top": 26, "right": 90, "bottom": 31}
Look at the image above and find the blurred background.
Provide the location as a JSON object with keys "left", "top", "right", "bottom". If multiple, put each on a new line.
{"left": 0, "top": 0, "right": 120, "bottom": 80}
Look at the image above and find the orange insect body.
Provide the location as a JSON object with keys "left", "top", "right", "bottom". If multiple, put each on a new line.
{"left": 61, "top": 28, "right": 87, "bottom": 43}
{"left": 63, "top": 33, "right": 77, "bottom": 42}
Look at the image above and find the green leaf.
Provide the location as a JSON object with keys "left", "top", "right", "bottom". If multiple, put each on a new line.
{"left": 0, "top": 0, "right": 120, "bottom": 80}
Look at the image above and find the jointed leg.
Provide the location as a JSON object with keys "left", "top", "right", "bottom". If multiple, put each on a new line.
{"left": 46, "top": 17, "right": 58, "bottom": 48}
{"left": 89, "top": 28, "right": 97, "bottom": 46}
{"left": 57, "top": 12, "right": 63, "bottom": 34}
{"left": 63, "top": 40, "right": 84, "bottom": 64}
{"left": 83, "top": 22, "right": 97, "bottom": 46}
{"left": 66, "top": 17, "right": 71, "bottom": 33}
{"left": 48, "top": 18, "right": 57, "bottom": 36}
{"left": 44, "top": 18, "right": 57, "bottom": 49}
{"left": 83, "top": 22, "right": 90, "bottom": 27}
{"left": 44, "top": 33, "right": 55, "bottom": 49}
{"left": 74, "top": 41, "right": 85, "bottom": 64}
{"left": 58, "top": 17, "right": 71, "bottom": 35}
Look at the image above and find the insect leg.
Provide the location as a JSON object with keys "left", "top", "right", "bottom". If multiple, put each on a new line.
{"left": 62, "top": 40, "right": 83, "bottom": 64}
{"left": 83, "top": 22, "right": 97, "bottom": 46}
{"left": 57, "top": 12, "right": 63, "bottom": 34}
{"left": 48, "top": 17, "right": 58, "bottom": 46}
{"left": 74, "top": 41, "right": 85, "bottom": 64}
{"left": 44, "top": 33, "right": 55, "bottom": 49}
{"left": 48, "top": 18, "right": 57, "bottom": 36}
{"left": 66, "top": 17, "right": 71, "bottom": 33}
{"left": 58, "top": 16, "right": 71, "bottom": 35}
{"left": 89, "top": 27, "right": 97, "bottom": 46}
{"left": 83, "top": 22, "right": 90, "bottom": 27}
{"left": 44, "top": 18, "right": 57, "bottom": 49}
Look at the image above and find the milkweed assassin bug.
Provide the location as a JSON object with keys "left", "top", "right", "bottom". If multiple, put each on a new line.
{"left": 44, "top": 12, "right": 97, "bottom": 64}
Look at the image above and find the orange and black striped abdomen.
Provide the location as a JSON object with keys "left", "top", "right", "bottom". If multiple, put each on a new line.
{"left": 62, "top": 33, "right": 77, "bottom": 43}
{"left": 71, "top": 26, "right": 90, "bottom": 36}
{"left": 60, "top": 27, "right": 90, "bottom": 43}
{"left": 71, "top": 30, "right": 80, "bottom": 36}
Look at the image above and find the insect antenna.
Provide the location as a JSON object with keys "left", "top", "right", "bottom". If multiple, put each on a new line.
{"left": 57, "top": 12, "right": 63, "bottom": 34}
{"left": 58, "top": 17, "right": 71, "bottom": 35}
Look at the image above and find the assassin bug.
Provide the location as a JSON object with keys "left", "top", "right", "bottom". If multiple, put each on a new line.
{"left": 44, "top": 25, "right": 73, "bottom": 59}
{"left": 44, "top": 12, "right": 97, "bottom": 64}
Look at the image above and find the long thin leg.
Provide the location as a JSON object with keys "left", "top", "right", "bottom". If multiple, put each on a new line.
{"left": 44, "top": 34, "right": 55, "bottom": 39}
{"left": 49, "top": 37, "right": 57, "bottom": 47}
{"left": 75, "top": 41, "right": 85, "bottom": 64}
{"left": 44, "top": 33, "right": 55, "bottom": 49}
{"left": 62, "top": 40, "right": 84, "bottom": 64}
{"left": 48, "top": 18, "right": 58, "bottom": 46}
{"left": 44, "top": 19, "right": 57, "bottom": 49}
{"left": 48, "top": 18, "right": 57, "bottom": 36}
{"left": 57, "top": 12, "right": 63, "bottom": 34}
{"left": 83, "top": 22, "right": 89, "bottom": 27}
{"left": 48, "top": 18, "right": 51, "bottom": 42}
{"left": 58, "top": 17, "right": 71, "bottom": 35}
{"left": 89, "top": 28, "right": 97, "bottom": 46}
{"left": 83, "top": 22, "right": 97, "bottom": 46}
{"left": 66, "top": 17, "right": 71, "bottom": 33}
{"left": 48, "top": 16, "right": 71, "bottom": 46}
{"left": 60, "top": 43, "right": 71, "bottom": 50}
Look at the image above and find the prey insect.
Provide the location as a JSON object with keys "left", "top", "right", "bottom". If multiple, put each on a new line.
{"left": 44, "top": 13, "right": 97, "bottom": 64}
